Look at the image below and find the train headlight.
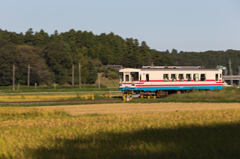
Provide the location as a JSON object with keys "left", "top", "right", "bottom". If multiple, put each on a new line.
{"left": 131, "top": 84, "right": 135, "bottom": 86}
{"left": 119, "top": 84, "right": 122, "bottom": 86}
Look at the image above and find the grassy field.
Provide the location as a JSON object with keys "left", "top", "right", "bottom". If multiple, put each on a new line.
{"left": 99, "top": 76, "right": 119, "bottom": 88}
{"left": 167, "top": 87, "right": 240, "bottom": 101}
{"left": 1, "top": 87, "right": 240, "bottom": 106}
{"left": 0, "top": 91, "right": 122, "bottom": 103}
{"left": 0, "top": 76, "right": 119, "bottom": 93}
{"left": 0, "top": 86, "right": 119, "bottom": 93}
{"left": 130, "top": 87, "right": 240, "bottom": 103}
{"left": 1, "top": 105, "right": 240, "bottom": 158}
{"left": 41, "top": 103, "right": 240, "bottom": 115}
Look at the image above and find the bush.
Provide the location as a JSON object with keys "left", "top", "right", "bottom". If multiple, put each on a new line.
{"left": 107, "top": 67, "right": 119, "bottom": 74}
{"left": 108, "top": 72, "right": 118, "bottom": 80}
{"left": 97, "top": 67, "right": 105, "bottom": 73}
{"left": 103, "top": 69, "right": 108, "bottom": 78}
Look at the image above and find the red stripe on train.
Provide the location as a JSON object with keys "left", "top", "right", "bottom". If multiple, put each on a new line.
{"left": 135, "top": 84, "right": 222, "bottom": 87}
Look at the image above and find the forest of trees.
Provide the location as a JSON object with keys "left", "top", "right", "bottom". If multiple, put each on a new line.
{"left": 0, "top": 28, "right": 240, "bottom": 86}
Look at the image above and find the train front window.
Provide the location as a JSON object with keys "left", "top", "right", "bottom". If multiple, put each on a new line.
{"left": 125, "top": 75, "right": 129, "bottom": 82}
{"left": 119, "top": 72, "right": 123, "bottom": 82}
{"left": 130, "top": 72, "right": 139, "bottom": 81}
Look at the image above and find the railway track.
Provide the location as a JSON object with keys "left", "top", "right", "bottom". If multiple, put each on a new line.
{"left": 0, "top": 98, "right": 120, "bottom": 105}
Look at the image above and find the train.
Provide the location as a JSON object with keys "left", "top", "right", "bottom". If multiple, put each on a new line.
{"left": 119, "top": 66, "right": 223, "bottom": 97}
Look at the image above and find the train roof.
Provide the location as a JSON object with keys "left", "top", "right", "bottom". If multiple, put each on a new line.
{"left": 119, "top": 68, "right": 220, "bottom": 71}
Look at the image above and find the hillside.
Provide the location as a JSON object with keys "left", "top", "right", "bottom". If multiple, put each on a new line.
{"left": 0, "top": 28, "right": 240, "bottom": 86}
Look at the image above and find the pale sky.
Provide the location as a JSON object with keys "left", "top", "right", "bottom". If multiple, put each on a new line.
{"left": 1, "top": 0, "right": 240, "bottom": 52}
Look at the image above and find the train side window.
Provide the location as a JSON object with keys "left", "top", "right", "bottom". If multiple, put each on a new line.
{"left": 193, "top": 74, "right": 199, "bottom": 81}
{"left": 178, "top": 74, "right": 184, "bottom": 81}
{"left": 131, "top": 72, "right": 139, "bottom": 81}
{"left": 146, "top": 74, "right": 149, "bottom": 82}
{"left": 200, "top": 74, "right": 206, "bottom": 81}
{"left": 140, "top": 74, "right": 142, "bottom": 81}
{"left": 186, "top": 74, "right": 191, "bottom": 81}
{"left": 125, "top": 75, "right": 129, "bottom": 82}
{"left": 215, "top": 74, "right": 219, "bottom": 81}
{"left": 220, "top": 74, "right": 222, "bottom": 78}
{"left": 163, "top": 74, "right": 169, "bottom": 82}
{"left": 171, "top": 74, "right": 176, "bottom": 82}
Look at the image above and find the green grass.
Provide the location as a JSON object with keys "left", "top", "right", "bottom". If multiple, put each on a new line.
{"left": 165, "top": 88, "right": 240, "bottom": 102}
{"left": 0, "top": 85, "right": 119, "bottom": 93}
{"left": 1, "top": 87, "right": 240, "bottom": 107}
{"left": 129, "top": 87, "right": 240, "bottom": 103}
{"left": 0, "top": 76, "right": 119, "bottom": 93}
{"left": 99, "top": 78, "right": 119, "bottom": 88}
{"left": 1, "top": 107, "right": 240, "bottom": 158}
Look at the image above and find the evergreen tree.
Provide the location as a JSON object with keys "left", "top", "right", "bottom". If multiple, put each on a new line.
{"left": 139, "top": 41, "right": 151, "bottom": 66}
{"left": 24, "top": 28, "right": 35, "bottom": 45}
{"left": 44, "top": 42, "right": 72, "bottom": 84}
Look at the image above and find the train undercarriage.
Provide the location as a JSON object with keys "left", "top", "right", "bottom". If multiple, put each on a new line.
{"left": 122, "top": 90, "right": 189, "bottom": 100}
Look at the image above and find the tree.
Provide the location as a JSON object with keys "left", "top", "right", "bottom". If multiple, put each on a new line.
{"left": 86, "top": 60, "right": 97, "bottom": 84}
{"left": 0, "top": 39, "right": 27, "bottom": 86}
{"left": 16, "top": 45, "right": 50, "bottom": 85}
{"left": 44, "top": 42, "right": 72, "bottom": 84}
{"left": 139, "top": 41, "right": 151, "bottom": 66}
{"left": 24, "top": 28, "right": 35, "bottom": 45}
{"left": 171, "top": 49, "right": 178, "bottom": 55}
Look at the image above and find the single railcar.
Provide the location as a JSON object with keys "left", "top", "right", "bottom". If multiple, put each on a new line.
{"left": 119, "top": 67, "right": 222, "bottom": 96}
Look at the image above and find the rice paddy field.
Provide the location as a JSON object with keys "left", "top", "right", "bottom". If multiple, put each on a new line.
{"left": 1, "top": 88, "right": 240, "bottom": 158}
{"left": 0, "top": 91, "right": 122, "bottom": 103}
{"left": 1, "top": 103, "right": 240, "bottom": 158}
{"left": 0, "top": 87, "right": 240, "bottom": 104}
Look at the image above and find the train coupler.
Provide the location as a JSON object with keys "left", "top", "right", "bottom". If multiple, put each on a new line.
{"left": 122, "top": 93, "right": 133, "bottom": 101}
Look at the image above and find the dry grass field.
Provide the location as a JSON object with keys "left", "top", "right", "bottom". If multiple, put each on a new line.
{"left": 1, "top": 103, "right": 240, "bottom": 158}
{"left": 40, "top": 103, "right": 240, "bottom": 115}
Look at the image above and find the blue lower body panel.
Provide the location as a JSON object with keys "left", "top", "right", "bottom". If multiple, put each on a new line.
{"left": 119, "top": 86, "right": 223, "bottom": 91}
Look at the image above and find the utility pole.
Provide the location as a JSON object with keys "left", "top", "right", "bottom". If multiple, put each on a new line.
{"left": 13, "top": 65, "right": 15, "bottom": 90}
{"left": 72, "top": 65, "right": 74, "bottom": 86}
{"left": 27, "top": 65, "right": 30, "bottom": 86}
{"left": 79, "top": 63, "right": 81, "bottom": 89}
{"left": 229, "top": 60, "right": 233, "bottom": 86}
{"left": 98, "top": 73, "right": 100, "bottom": 89}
